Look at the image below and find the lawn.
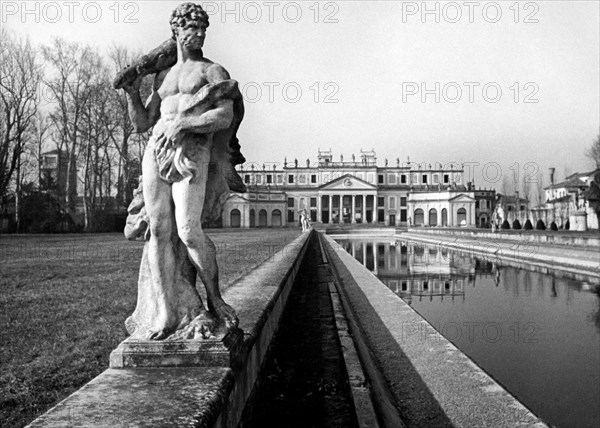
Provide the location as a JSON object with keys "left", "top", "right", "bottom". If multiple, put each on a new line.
{"left": 0, "top": 229, "right": 300, "bottom": 428}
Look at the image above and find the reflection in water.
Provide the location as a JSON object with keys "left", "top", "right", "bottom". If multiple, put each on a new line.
{"left": 336, "top": 238, "right": 600, "bottom": 428}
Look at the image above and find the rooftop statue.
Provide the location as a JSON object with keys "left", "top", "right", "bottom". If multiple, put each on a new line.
{"left": 116, "top": 3, "right": 245, "bottom": 340}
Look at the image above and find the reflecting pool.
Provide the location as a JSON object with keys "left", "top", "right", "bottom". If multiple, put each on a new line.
{"left": 335, "top": 238, "right": 600, "bottom": 428}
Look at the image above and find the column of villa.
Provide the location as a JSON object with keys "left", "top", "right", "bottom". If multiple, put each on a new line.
{"left": 361, "top": 195, "right": 365, "bottom": 223}
{"left": 328, "top": 194, "right": 333, "bottom": 224}
{"left": 370, "top": 195, "right": 375, "bottom": 223}
{"left": 351, "top": 195, "right": 356, "bottom": 223}
{"left": 317, "top": 195, "right": 322, "bottom": 223}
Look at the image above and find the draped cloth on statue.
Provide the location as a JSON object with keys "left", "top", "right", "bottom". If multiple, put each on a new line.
{"left": 125, "top": 79, "right": 245, "bottom": 241}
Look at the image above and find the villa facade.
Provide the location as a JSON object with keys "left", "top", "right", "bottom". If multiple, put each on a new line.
{"left": 223, "top": 150, "right": 495, "bottom": 228}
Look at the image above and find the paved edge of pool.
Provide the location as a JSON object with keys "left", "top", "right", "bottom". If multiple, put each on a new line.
{"left": 321, "top": 232, "right": 549, "bottom": 428}
{"left": 400, "top": 231, "right": 600, "bottom": 280}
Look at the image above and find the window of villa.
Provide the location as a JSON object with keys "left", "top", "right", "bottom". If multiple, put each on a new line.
{"left": 388, "top": 174, "right": 397, "bottom": 184}
{"left": 310, "top": 197, "right": 317, "bottom": 207}
{"left": 288, "top": 174, "right": 294, "bottom": 183}
{"left": 276, "top": 175, "right": 283, "bottom": 184}
{"left": 443, "top": 174, "right": 449, "bottom": 183}
{"left": 422, "top": 174, "right": 428, "bottom": 184}
{"left": 244, "top": 175, "right": 250, "bottom": 184}
{"left": 389, "top": 197, "right": 396, "bottom": 209}
{"left": 400, "top": 197, "right": 407, "bottom": 207}
{"left": 401, "top": 174, "right": 407, "bottom": 184}
{"left": 256, "top": 175, "right": 262, "bottom": 184}
{"left": 377, "top": 196, "right": 385, "bottom": 206}
{"left": 299, "top": 175, "right": 307, "bottom": 184}
{"left": 266, "top": 174, "right": 272, "bottom": 184}
{"left": 287, "top": 197, "right": 294, "bottom": 208}
{"left": 433, "top": 174, "right": 439, "bottom": 183}
{"left": 311, "top": 174, "right": 317, "bottom": 183}
{"left": 378, "top": 174, "right": 384, "bottom": 184}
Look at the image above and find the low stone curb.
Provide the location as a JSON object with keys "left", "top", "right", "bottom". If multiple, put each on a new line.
{"left": 401, "top": 232, "right": 600, "bottom": 279}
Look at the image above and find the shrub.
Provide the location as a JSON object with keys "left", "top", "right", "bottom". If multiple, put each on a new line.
{"left": 523, "top": 219, "right": 533, "bottom": 230}
{"left": 550, "top": 221, "right": 558, "bottom": 231}
{"left": 501, "top": 220, "right": 510, "bottom": 229}
{"left": 512, "top": 219, "right": 522, "bottom": 230}
{"left": 535, "top": 219, "right": 546, "bottom": 230}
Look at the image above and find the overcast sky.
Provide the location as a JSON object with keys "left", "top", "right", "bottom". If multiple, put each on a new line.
{"left": 3, "top": 1, "right": 599, "bottom": 190}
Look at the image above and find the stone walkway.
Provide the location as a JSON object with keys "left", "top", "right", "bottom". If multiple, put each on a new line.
{"left": 401, "top": 231, "right": 600, "bottom": 279}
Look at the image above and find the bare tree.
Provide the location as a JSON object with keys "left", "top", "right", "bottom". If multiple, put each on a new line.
{"left": 32, "top": 111, "right": 51, "bottom": 187}
{"left": 79, "top": 52, "right": 114, "bottom": 231}
{"left": 106, "top": 44, "right": 151, "bottom": 207}
{"left": 586, "top": 133, "right": 600, "bottom": 168}
{"left": 0, "top": 29, "right": 42, "bottom": 230}
{"left": 42, "top": 38, "right": 95, "bottom": 214}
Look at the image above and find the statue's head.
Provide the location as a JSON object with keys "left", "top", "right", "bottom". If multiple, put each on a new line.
{"left": 170, "top": 3, "right": 210, "bottom": 50}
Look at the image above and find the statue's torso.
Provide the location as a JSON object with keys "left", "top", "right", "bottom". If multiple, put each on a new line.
{"left": 153, "top": 60, "right": 215, "bottom": 139}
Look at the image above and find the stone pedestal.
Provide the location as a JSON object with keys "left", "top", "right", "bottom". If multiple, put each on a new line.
{"left": 110, "top": 328, "right": 243, "bottom": 368}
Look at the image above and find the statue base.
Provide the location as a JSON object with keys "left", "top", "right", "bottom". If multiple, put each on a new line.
{"left": 109, "top": 328, "right": 243, "bottom": 368}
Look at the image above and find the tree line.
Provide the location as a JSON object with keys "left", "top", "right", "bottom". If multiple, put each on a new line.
{"left": 1, "top": 29, "right": 152, "bottom": 232}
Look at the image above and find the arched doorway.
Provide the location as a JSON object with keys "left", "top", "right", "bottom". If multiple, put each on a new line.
{"left": 457, "top": 208, "right": 467, "bottom": 226}
{"left": 414, "top": 209, "right": 424, "bottom": 226}
{"left": 249, "top": 209, "right": 255, "bottom": 227}
{"left": 428, "top": 209, "right": 438, "bottom": 226}
{"left": 259, "top": 209, "right": 268, "bottom": 227}
{"left": 230, "top": 209, "right": 241, "bottom": 228}
{"left": 441, "top": 208, "right": 448, "bottom": 226}
{"left": 272, "top": 209, "right": 282, "bottom": 227}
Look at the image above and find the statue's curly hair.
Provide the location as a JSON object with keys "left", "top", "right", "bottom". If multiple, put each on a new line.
{"left": 170, "top": 3, "right": 209, "bottom": 39}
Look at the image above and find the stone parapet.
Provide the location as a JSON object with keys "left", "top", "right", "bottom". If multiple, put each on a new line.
{"left": 406, "top": 227, "right": 600, "bottom": 248}
{"left": 27, "top": 231, "right": 311, "bottom": 428}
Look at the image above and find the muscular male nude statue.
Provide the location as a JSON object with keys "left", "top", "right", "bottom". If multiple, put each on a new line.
{"left": 121, "top": 3, "right": 243, "bottom": 340}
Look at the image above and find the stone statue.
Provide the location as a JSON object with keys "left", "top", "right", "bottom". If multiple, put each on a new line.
{"left": 306, "top": 158, "right": 310, "bottom": 167}
{"left": 294, "top": 158, "right": 298, "bottom": 167}
{"left": 300, "top": 209, "right": 311, "bottom": 232}
{"left": 118, "top": 3, "right": 245, "bottom": 341}
{"left": 385, "top": 158, "right": 388, "bottom": 167}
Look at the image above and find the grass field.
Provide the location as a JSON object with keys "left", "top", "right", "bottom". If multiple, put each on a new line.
{"left": 0, "top": 229, "right": 300, "bottom": 428}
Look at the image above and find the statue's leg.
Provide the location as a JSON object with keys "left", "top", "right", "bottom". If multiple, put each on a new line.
{"left": 142, "top": 146, "right": 178, "bottom": 340}
{"left": 171, "top": 150, "right": 239, "bottom": 330}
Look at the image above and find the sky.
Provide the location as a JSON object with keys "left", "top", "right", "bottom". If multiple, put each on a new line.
{"left": 2, "top": 0, "right": 599, "bottom": 190}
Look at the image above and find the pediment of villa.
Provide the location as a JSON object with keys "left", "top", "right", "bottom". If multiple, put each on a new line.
{"left": 225, "top": 193, "right": 249, "bottom": 203}
{"left": 449, "top": 193, "right": 475, "bottom": 203}
{"left": 319, "top": 174, "right": 377, "bottom": 191}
